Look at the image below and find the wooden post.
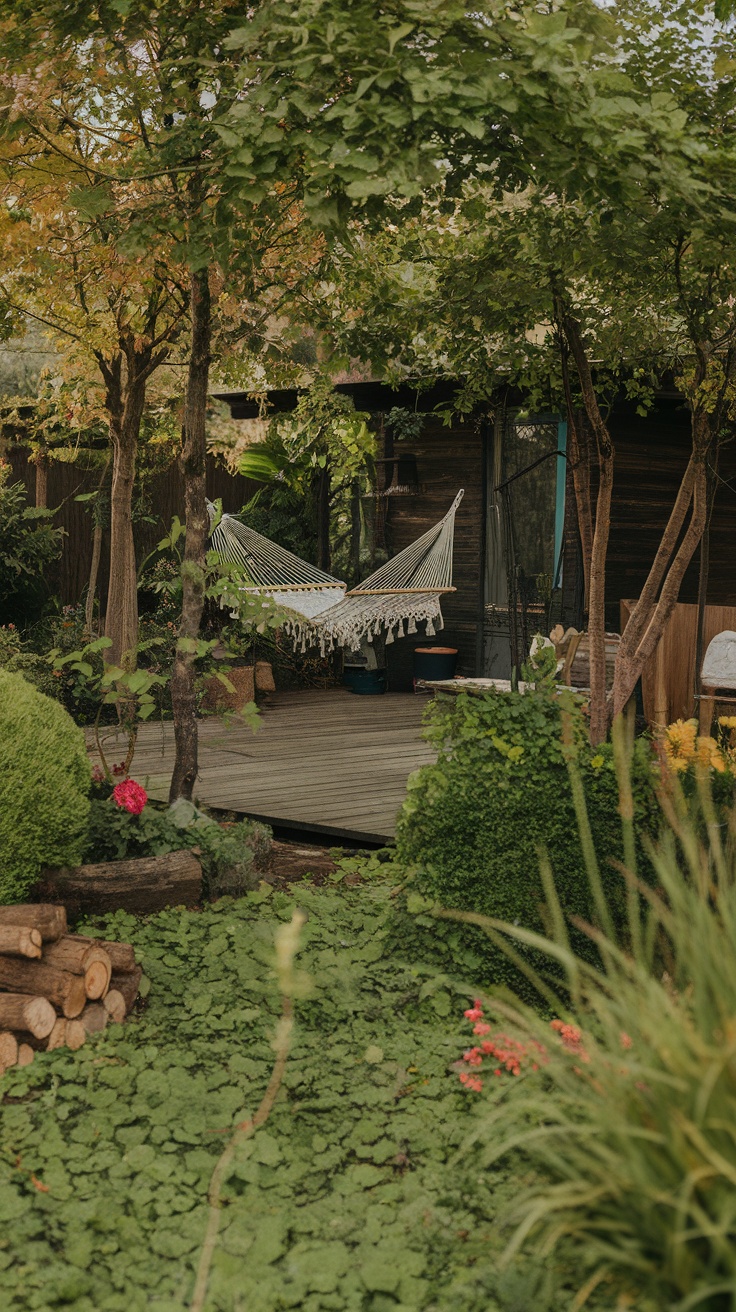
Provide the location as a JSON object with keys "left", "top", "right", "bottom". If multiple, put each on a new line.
{"left": 653, "top": 636, "right": 668, "bottom": 736}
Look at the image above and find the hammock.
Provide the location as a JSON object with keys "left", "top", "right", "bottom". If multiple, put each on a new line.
{"left": 305, "top": 489, "right": 465, "bottom": 653}
{"left": 209, "top": 489, "right": 464, "bottom": 652}
{"left": 208, "top": 507, "right": 346, "bottom": 619}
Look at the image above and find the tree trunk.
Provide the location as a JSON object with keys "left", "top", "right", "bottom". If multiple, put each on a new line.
{"left": 350, "top": 478, "right": 362, "bottom": 583}
{"left": 612, "top": 456, "right": 708, "bottom": 718}
{"left": 560, "top": 345, "right": 593, "bottom": 613}
{"left": 34, "top": 457, "right": 48, "bottom": 509}
{"left": 85, "top": 522, "right": 103, "bottom": 638}
{"left": 105, "top": 366, "right": 148, "bottom": 672}
{"left": 169, "top": 265, "right": 212, "bottom": 802}
{"left": 85, "top": 459, "right": 110, "bottom": 638}
{"left": 316, "top": 461, "right": 331, "bottom": 572}
{"left": 559, "top": 305, "right": 615, "bottom": 745}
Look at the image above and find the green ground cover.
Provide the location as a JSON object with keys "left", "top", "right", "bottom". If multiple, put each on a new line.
{"left": 0, "top": 866, "right": 570, "bottom": 1312}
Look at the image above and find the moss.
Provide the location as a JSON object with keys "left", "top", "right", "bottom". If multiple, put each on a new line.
{"left": 0, "top": 669, "right": 90, "bottom": 902}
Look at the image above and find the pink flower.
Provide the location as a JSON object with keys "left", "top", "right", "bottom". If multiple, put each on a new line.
{"left": 473, "top": 1021, "right": 491, "bottom": 1036}
{"left": 91, "top": 764, "right": 106, "bottom": 784}
{"left": 464, "top": 998, "right": 484, "bottom": 1022}
{"left": 459, "top": 1072, "right": 483, "bottom": 1092}
{"left": 112, "top": 779, "right": 147, "bottom": 815}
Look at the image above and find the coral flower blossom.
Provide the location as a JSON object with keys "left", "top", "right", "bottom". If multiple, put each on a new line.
{"left": 112, "top": 779, "right": 148, "bottom": 815}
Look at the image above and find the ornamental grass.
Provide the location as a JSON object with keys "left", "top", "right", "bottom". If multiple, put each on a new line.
{"left": 450, "top": 715, "right": 736, "bottom": 1312}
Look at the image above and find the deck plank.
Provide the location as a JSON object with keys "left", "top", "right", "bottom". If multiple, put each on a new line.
{"left": 89, "top": 689, "right": 435, "bottom": 842}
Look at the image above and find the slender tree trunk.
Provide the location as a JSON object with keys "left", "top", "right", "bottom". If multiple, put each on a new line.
{"left": 559, "top": 304, "right": 615, "bottom": 745}
{"left": 104, "top": 370, "right": 147, "bottom": 671}
{"left": 560, "top": 346, "right": 592, "bottom": 612}
{"left": 587, "top": 453, "right": 614, "bottom": 744}
{"left": 612, "top": 454, "right": 708, "bottom": 718}
{"left": 169, "top": 265, "right": 212, "bottom": 803}
{"left": 350, "top": 478, "right": 361, "bottom": 583}
{"left": 85, "top": 524, "right": 103, "bottom": 637}
{"left": 316, "top": 461, "right": 331, "bottom": 572}
{"left": 85, "top": 459, "right": 110, "bottom": 638}
{"left": 34, "top": 457, "right": 48, "bottom": 509}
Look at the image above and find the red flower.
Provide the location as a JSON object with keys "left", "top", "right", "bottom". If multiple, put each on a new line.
{"left": 112, "top": 779, "right": 147, "bottom": 815}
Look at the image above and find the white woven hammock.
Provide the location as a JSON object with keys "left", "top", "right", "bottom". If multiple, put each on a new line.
{"left": 208, "top": 490, "right": 464, "bottom": 653}
{"left": 208, "top": 507, "right": 346, "bottom": 619}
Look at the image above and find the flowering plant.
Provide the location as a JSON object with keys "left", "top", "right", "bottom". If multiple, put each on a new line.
{"left": 663, "top": 716, "right": 736, "bottom": 776}
{"left": 111, "top": 778, "right": 148, "bottom": 815}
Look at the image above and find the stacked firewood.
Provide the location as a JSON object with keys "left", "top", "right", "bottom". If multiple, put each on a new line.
{"left": 0, "top": 904, "right": 143, "bottom": 1074}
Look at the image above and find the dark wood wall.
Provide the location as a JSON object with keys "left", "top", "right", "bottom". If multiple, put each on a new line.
{"left": 6, "top": 445, "right": 259, "bottom": 610}
{"left": 583, "top": 398, "right": 736, "bottom": 627}
{"left": 383, "top": 416, "right": 485, "bottom": 690}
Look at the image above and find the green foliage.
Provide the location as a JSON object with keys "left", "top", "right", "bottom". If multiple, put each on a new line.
{"left": 0, "top": 463, "right": 62, "bottom": 628}
{"left": 0, "top": 874, "right": 590, "bottom": 1312}
{"left": 83, "top": 796, "right": 270, "bottom": 899}
{"left": 460, "top": 791, "right": 736, "bottom": 1311}
{"left": 395, "top": 688, "right": 660, "bottom": 990}
{"left": 238, "top": 381, "right": 374, "bottom": 499}
{"left": 0, "top": 623, "right": 59, "bottom": 698}
{"left": 0, "top": 668, "right": 90, "bottom": 902}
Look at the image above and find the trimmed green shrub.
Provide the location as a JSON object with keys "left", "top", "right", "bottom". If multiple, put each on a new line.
{"left": 0, "top": 669, "right": 90, "bottom": 902}
{"left": 395, "top": 687, "right": 660, "bottom": 988}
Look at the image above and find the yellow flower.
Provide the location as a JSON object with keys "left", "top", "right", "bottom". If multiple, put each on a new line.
{"left": 590, "top": 754, "right": 604, "bottom": 770}
{"left": 696, "top": 735, "right": 727, "bottom": 773}
{"left": 718, "top": 716, "right": 736, "bottom": 729}
{"left": 663, "top": 719, "right": 697, "bottom": 772}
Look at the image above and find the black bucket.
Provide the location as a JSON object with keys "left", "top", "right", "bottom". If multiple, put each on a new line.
{"left": 413, "top": 647, "right": 458, "bottom": 682}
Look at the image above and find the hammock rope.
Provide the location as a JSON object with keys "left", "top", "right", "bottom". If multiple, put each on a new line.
{"left": 307, "top": 489, "right": 464, "bottom": 653}
{"left": 208, "top": 507, "right": 345, "bottom": 619}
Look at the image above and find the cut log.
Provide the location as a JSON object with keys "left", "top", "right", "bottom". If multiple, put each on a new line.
{"left": 0, "top": 905, "right": 67, "bottom": 942}
{"left": 45, "top": 851, "right": 202, "bottom": 915}
{"left": 17, "top": 1043, "right": 34, "bottom": 1067}
{"left": 65, "top": 1020, "right": 86, "bottom": 1051}
{"left": 0, "top": 959, "right": 86, "bottom": 1018}
{"left": 41, "top": 939, "right": 112, "bottom": 999}
{"left": 0, "top": 1030, "right": 18, "bottom": 1070}
{"left": 46, "top": 1018, "right": 67, "bottom": 1051}
{"left": 0, "top": 993, "right": 56, "bottom": 1039}
{"left": 268, "top": 839, "right": 338, "bottom": 884}
{"left": 0, "top": 926, "right": 42, "bottom": 959}
{"left": 63, "top": 936, "right": 136, "bottom": 974}
{"left": 110, "top": 966, "right": 142, "bottom": 1014}
{"left": 102, "top": 990, "right": 126, "bottom": 1024}
{"left": 80, "top": 1003, "right": 108, "bottom": 1035}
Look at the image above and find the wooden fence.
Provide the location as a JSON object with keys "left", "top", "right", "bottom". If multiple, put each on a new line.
{"left": 6, "top": 445, "right": 259, "bottom": 608}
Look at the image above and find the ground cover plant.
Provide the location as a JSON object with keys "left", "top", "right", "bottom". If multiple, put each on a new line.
{"left": 0, "top": 866, "right": 598, "bottom": 1312}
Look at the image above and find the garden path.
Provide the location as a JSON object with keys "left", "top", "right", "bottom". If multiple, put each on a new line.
{"left": 90, "top": 688, "right": 436, "bottom": 843}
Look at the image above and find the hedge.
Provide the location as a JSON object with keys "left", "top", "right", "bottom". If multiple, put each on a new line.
{"left": 394, "top": 686, "right": 660, "bottom": 991}
{"left": 0, "top": 669, "right": 90, "bottom": 902}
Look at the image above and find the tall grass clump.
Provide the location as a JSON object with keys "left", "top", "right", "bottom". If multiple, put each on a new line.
{"left": 451, "top": 714, "right": 736, "bottom": 1312}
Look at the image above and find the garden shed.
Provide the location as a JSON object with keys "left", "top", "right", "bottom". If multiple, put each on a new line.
{"left": 218, "top": 381, "right": 736, "bottom": 696}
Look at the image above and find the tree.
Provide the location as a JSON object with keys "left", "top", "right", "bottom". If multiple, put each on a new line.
{"left": 0, "top": 117, "right": 189, "bottom": 668}
{"left": 288, "top": 1, "right": 736, "bottom": 743}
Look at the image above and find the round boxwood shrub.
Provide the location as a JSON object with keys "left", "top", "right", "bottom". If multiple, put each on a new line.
{"left": 394, "top": 686, "right": 660, "bottom": 992}
{"left": 0, "top": 669, "right": 91, "bottom": 902}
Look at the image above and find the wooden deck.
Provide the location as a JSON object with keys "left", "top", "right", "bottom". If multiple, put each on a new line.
{"left": 93, "top": 690, "right": 436, "bottom": 844}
